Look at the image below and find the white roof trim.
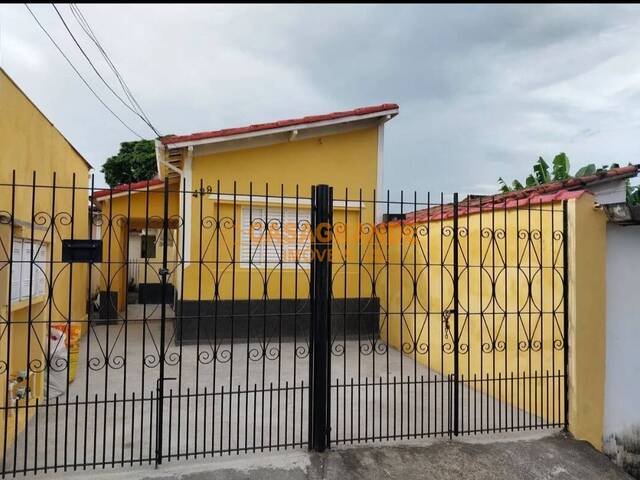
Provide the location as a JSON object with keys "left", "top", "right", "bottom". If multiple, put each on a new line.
{"left": 164, "top": 108, "right": 399, "bottom": 150}
{"left": 207, "top": 194, "right": 364, "bottom": 210}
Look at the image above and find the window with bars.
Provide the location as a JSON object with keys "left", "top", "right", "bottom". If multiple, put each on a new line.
{"left": 140, "top": 234, "right": 157, "bottom": 259}
{"left": 240, "top": 206, "right": 311, "bottom": 267}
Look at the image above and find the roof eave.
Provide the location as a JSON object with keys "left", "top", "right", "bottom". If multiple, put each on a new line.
{"left": 162, "top": 108, "right": 399, "bottom": 150}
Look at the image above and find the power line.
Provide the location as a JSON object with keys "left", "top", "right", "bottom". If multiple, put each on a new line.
{"left": 55, "top": 3, "right": 159, "bottom": 136}
{"left": 68, "top": 4, "right": 156, "bottom": 133}
{"left": 51, "top": 3, "right": 161, "bottom": 137}
{"left": 68, "top": 4, "right": 153, "bottom": 129}
{"left": 24, "top": 4, "right": 145, "bottom": 139}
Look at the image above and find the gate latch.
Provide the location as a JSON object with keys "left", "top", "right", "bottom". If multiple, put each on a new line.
{"left": 443, "top": 309, "right": 455, "bottom": 338}
{"left": 156, "top": 377, "right": 177, "bottom": 393}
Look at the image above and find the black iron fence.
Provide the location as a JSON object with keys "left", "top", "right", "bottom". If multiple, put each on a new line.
{"left": 0, "top": 176, "right": 567, "bottom": 475}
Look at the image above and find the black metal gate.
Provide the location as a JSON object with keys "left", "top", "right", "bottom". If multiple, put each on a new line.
{"left": 0, "top": 177, "right": 567, "bottom": 475}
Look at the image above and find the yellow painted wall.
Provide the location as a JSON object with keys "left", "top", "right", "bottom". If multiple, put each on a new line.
{"left": 180, "top": 126, "right": 380, "bottom": 301}
{"left": 377, "top": 200, "right": 568, "bottom": 427}
{"left": 96, "top": 185, "right": 180, "bottom": 311}
{"left": 191, "top": 127, "right": 379, "bottom": 196}
{"left": 0, "top": 69, "right": 90, "bottom": 448}
{"left": 567, "top": 194, "right": 606, "bottom": 449}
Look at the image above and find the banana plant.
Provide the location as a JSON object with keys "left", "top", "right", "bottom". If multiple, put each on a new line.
{"left": 574, "top": 163, "right": 596, "bottom": 177}
{"left": 498, "top": 154, "right": 639, "bottom": 206}
{"left": 498, "top": 153, "right": 608, "bottom": 192}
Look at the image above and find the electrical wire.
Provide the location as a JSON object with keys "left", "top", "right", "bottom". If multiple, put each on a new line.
{"left": 50, "top": 3, "right": 160, "bottom": 137}
{"left": 24, "top": 4, "right": 145, "bottom": 139}
{"left": 68, "top": 4, "right": 156, "bottom": 133}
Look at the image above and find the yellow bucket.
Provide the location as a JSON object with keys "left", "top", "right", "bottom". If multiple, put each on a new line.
{"left": 68, "top": 346, "right": 79, "bottom": 383}
{"left": 51, "top": 323, "right": 82, "bottom": 384}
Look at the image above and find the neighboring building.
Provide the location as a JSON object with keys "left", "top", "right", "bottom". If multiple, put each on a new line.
{"left": 0, "top": 68, "right": 92, "bottom": 446}
{"left": 92, "top": 104, "right": 399, "bottom": 337}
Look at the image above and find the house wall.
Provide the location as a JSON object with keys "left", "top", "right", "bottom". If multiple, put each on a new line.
{"left": 566, "top": 194, "right": 607, "bottom": 450}
{"left": 0, "top": 69, "right": 90, "bottom": 449}
{"left": 375, "top": 194, "right": 608, "bottom": 449}
{"left": 190, "top": 126, "right": 379, "bottom": 196}
{"left": 98, "top": 126, "right": 381, "bottom": 312}
{"left": 179, "top": 126, "right": 380, "bottom": 302}
{"left": 96, "top": 185, "right": 180, "bottom": 311}
{"left": 377, "top": 199, "right": 567, "bottom": 430}
{"left": 602, "top": 224, "right": 640, "bottom": 476}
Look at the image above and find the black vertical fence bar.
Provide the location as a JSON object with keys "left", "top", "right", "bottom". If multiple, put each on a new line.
{"left": 490, "top": 196, "right": 496, "bottom": 433}
{"left": 551, "top": 200, "right": 557, "bottom": 427}
{"left": 562, "top": 200, "right": 569, "bottom": 430}
{"left": 309, "top": 184, "right": 331, "bottom": 452}
{"left": 139, "top": 180, "right": 151, "bottom": 465}
{"left": 120, "top": 178, "right": 132, "bottom": 467}
{"left": 425, "top": 191, "right": 431, "bottom": 438}
{"left": 1, "top": 170, "right": 16, "bottom": 477}
{"left": 261, "top": 183, "right": 268, "bottom": 454}
{"left": 194, "top": 178, "right": 203, "bottom": 460}
{"left": 516, "top": 195, "right": 521, "bottom": 431}
{"left": 452, "top": 193, "right": 459, "bottom": 436}
{"left": 102, "top": 182, "right": 114, "bottom": 469}
{"left": 245, "top": 182, "right": 253, "bottom": 454}
{"left": 276, "top": 185, "right": 284, "bottom": 452}
{"left": 293, "top": 184, "right": 299, "bottom": 449}
{"left": 155, "top": 177, "right": 170, "bottom": 466}
{"left": 212, "top": 179, "right": 221, "bottom": 457}
{"left": 229, "top": 181, "right": 237, "bottom": 455}
{"left": 63, "top": 173, "right": 77, "bottom": 471}
{"left": 465, "top": 195, "right": 471, "bottom": 435}
{"left": 503, "top": 193, "right": 508, "bottom": 433}
{"left": 177, "top": 177, "right": 187, "bottom": 462}
{"left": 23, "top": 171, "right": 38, "bottom": 474}
{"left": 83, "top": 174, "right": 95, "bottom": 470}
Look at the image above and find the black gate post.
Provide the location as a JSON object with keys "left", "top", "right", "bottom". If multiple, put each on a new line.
{"left": 309, "top": 184, "right": 332, "bottom": 452}
{"left": 562, "top": 199, "right": 569, "bottom": 430}
{"left": 452, "top": 192, "right": 460, "bottom": 436}
{"left": 155, "top": 176, "right": 170, "bottom": 466}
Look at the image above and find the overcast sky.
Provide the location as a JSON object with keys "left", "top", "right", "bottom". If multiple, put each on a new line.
{"left": 1, "top": 4, "right": 640, "bottom": 191}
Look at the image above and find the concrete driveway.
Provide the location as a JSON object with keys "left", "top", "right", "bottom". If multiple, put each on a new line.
{"left": 7, "top": 304, "right": 544, "bottom": 474}
{"left": 46, "top": 432, "right": 631, "bottom": 479}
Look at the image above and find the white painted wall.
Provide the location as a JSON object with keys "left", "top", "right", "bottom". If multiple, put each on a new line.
{"left": 128, "top": 234, "right": 141, "bottom": 286}
{"left": 603, "top": 223, "right": 640, "bottom": 470}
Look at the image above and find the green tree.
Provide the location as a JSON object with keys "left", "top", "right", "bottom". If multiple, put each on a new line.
{"left": 101, "top": 139, "right": 157, "bottom": 187}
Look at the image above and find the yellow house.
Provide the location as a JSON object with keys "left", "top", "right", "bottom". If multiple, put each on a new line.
{"left": 90, "top": 100, "right": 633, "bottom": 450}
{"left": 0, "top": 68, "right": 91, "bottom": 447}
{"left": 93, "top": 104, "right": 399, "bottom": 338}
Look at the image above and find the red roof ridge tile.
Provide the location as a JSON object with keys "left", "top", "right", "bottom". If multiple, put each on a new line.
{"left": 160, "top": 103, "right": 399, "bottom": 146}
{"left": 398, "top": 164, "right": 639, "bottom": 225}
{"left": 93, "top": 177, "right": 164, "bottom": 199}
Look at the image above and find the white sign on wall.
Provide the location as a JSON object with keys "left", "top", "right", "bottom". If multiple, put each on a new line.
{"left": 11, "top": 238, "right": 48, "bottom": 302}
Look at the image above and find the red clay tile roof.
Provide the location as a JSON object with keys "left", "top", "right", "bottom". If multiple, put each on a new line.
{"left": 404, "top": 164, "right": 639, "bottom": 224}
{"left": 93, "top": 177, "right": 164, "bottom": 199}
{"left": 408, "top": 189, "right": 585, "bottom": 224}
{"left": 160, "top": 103, "right": 399, "bottom": 146}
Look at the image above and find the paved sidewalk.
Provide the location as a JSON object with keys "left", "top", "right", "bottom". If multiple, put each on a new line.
{"left": 50, "top": 432, "right": 631, "bottom": 480}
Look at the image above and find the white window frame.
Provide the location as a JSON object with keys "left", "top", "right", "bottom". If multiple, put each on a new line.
{"left": 240, "top": 206, "right": 311, "bottom": 268}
